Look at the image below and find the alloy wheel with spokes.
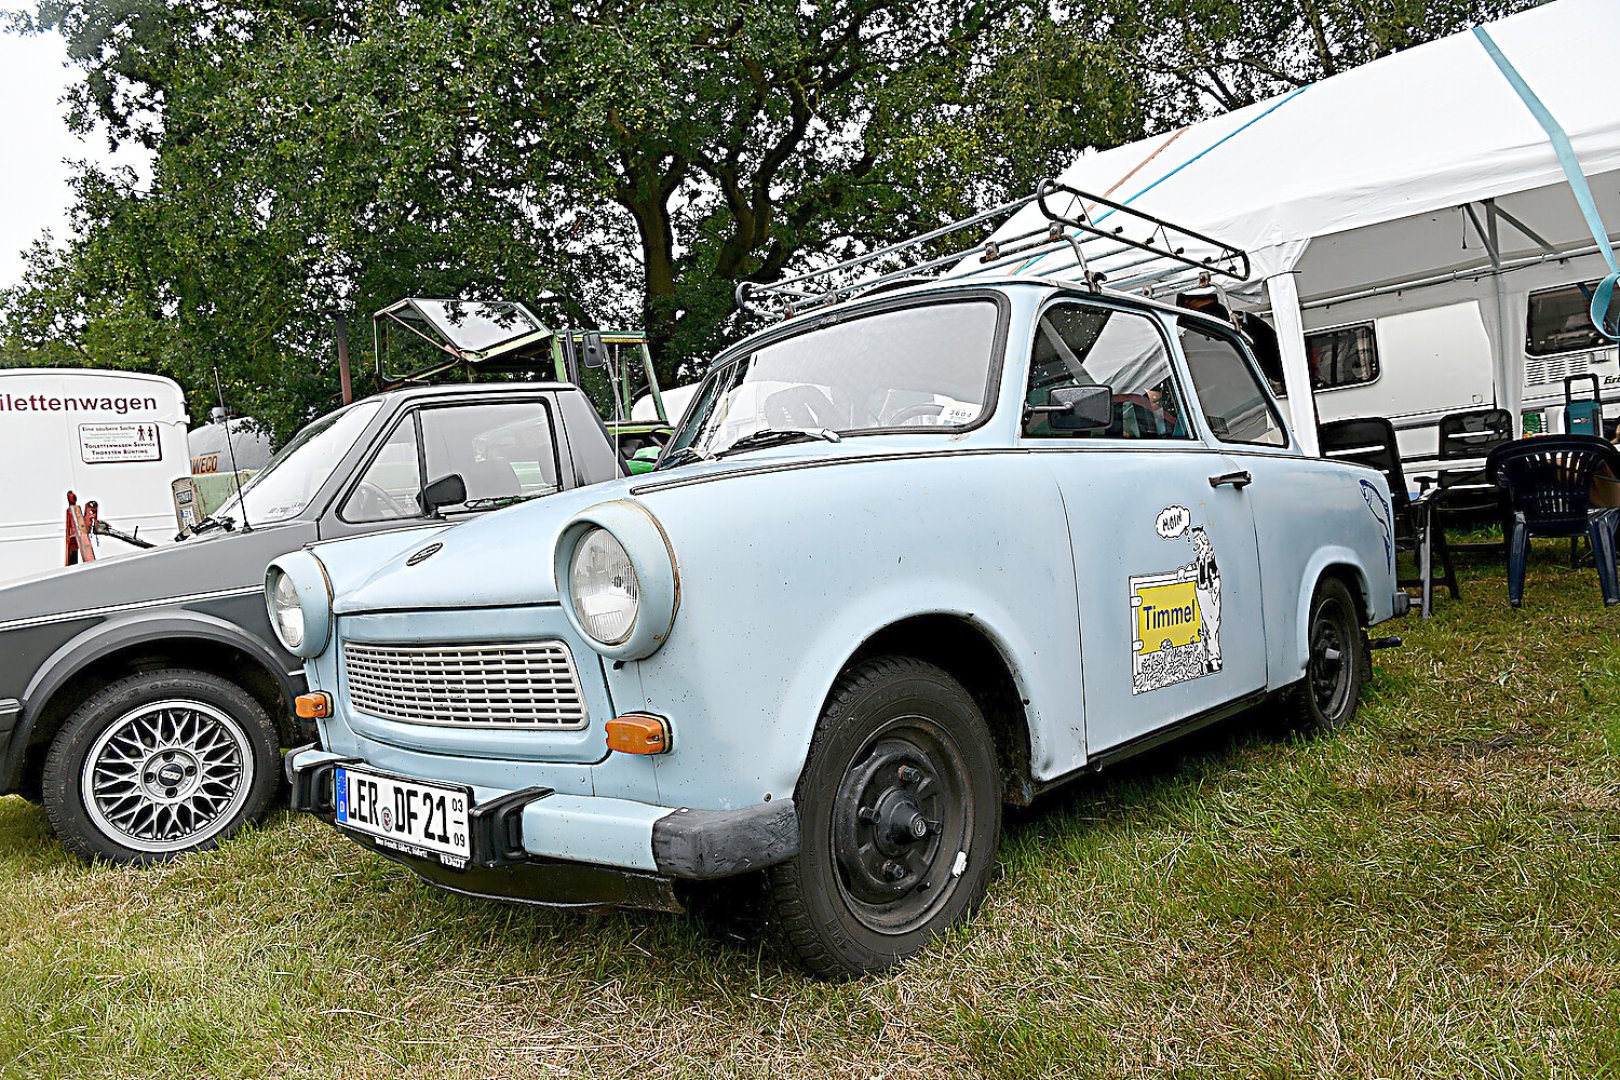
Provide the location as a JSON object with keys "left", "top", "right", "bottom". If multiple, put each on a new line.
{"left": 42, "top": 669, "right": 281, "bottom": 864}
{"left": 82, "top": 699, "right": 253, "bottom": 853}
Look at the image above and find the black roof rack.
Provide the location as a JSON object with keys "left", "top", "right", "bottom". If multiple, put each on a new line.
{"left": 735, "top": 178, "right": 1250, "bottom": 320}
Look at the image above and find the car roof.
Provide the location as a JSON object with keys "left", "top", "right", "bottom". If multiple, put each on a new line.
{"left": 371, "top": 380, "right": 580, "bottom": 403}
{"left": 718, "top": 275, "right": 1234, "bottom": 365}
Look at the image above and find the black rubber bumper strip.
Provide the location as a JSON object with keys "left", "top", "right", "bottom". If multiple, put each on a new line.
{"left": 651, "top": 799, "right": 800, "bottom": 880}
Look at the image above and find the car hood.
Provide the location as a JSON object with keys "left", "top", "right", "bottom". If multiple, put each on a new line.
{"left": 326, "top": 437, "right": 976, "bottom": 615}
{"left": 0, "top": 522, "right": 315, "bottom": 629}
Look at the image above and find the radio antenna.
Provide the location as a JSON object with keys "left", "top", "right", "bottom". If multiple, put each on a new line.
{"left": 212, "top": 365, "right": 252, "bottom": 532}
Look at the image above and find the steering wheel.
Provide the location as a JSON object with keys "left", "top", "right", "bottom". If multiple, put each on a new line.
{"left": 764, "top": 385, "right": 838, "bottom": 429}
{"left": 888, "top": 402, "right": 948, "bottom": 427}
{"left": 351, "top": 481, "right": 412, "bottom": 520}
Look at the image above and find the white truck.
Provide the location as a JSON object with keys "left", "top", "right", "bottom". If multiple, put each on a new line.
{"left": 0, "top": 369, "right": 190, "bottom": 587}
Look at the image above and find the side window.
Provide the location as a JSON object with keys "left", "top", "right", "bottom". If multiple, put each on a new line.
{"left": 342, "top": 415, "right": 424, "bottom": 523}
{"left": 1023, "top": 303, "right": 1191, "bottom": 440}
{"left": 1179, "top": 320, "right": 1289, "bottom": 447}
{"left": 421, "top": 401, "right": 560, "bottom": 511}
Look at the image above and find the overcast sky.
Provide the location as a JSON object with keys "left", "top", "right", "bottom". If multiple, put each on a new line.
{"left": 0, "top": 23, "right": 149, "bottom": 289}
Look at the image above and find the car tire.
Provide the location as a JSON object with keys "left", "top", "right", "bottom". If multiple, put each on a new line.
{"left": 41, "top": 669, "right": 282, "bottom": 865}
{"left": 764, "top": 656, "right": 1001, "bottom": 979}
{"left": 1282, "top": 577, "right": 1366, "bottom": 732}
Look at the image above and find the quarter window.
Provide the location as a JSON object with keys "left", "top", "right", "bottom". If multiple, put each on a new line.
{"left": 1023, "top": 304, "right": 1191, "bottom": 440}
{"left": 1179, "top": 320, "right": 1289, "bottom": 447}
{"left": 1527, "top": 281, "right": 1609, "bottom": 357}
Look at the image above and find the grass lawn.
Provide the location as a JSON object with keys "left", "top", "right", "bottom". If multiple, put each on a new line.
{"left": 2, "top": 544, "right": 1618, "bottom": 1079}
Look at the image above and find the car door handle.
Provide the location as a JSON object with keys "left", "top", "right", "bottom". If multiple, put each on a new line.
{"left": 1209, "top": 469, "right": 1253, "bottom": 490}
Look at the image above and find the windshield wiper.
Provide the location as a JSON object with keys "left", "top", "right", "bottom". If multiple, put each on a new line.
{"left": 654, "top": 445, "right": 714, "bottom": 471}
{"left": 460, "top": 493, "right": 545, "bottom": 511}
{"left": 713, "top": 427, "right": 842, "bottom": 460}
{"left": 191, "top": 513, "right": 236, "bottom": 535}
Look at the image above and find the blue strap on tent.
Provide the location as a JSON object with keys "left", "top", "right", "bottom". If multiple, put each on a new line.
{"left": 1014, "top": 85, "right": 1310, "bottom": 275}
{"left": 1475, "top": 25, "right": 1620, "bottom": 340}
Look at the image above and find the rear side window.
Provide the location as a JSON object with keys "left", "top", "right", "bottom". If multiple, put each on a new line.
{"left": 1527, "top": 281, "right": 1609, "bottom": 357}
{"left": 1179, "top": 321, "right": 1289, "bottom": 447}
{"left": 1023, "top": 303, "right": 1191, "bottom": 440}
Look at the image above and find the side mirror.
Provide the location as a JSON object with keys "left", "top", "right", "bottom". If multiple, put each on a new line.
{"left": 579, "top": 332, "right": 607, "bottom": 369}
{"left": 1026, "top": 384, "right": 1112, "bottom": 432}
{"left": 422, "top": 473, "right": 467, "bottom": 515}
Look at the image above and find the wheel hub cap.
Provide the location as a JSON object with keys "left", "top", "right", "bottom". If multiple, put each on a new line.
{"left": 81, "top": 699, "right": 254, "bottom": 853}
{"left": 830, "top": 719, "right": 971, "bottom": 934}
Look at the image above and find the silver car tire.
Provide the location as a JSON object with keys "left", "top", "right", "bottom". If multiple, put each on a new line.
{"left": 41, "top": 669, "right": 282, "bottom": 865}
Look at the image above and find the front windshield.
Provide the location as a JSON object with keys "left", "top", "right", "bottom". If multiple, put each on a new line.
{"left": 215, "top": 399, "right": 382, "bottom": 526}
{"left": 665, "top": 299, "right": 1000, "bottom": 460}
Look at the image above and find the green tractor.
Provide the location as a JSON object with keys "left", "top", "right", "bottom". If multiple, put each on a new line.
{"left": 373, "top": 298, "right": 674, "bottom": 473}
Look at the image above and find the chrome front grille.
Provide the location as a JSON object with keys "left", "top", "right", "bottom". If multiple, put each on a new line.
{"left": 343, "top": 640, "right": 589, "bottom": 729}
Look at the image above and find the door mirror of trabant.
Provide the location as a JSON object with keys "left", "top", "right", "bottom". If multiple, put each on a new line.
{"left": 422, "top": 473, "right": 467, "bottom": 515}
{"left": 1025, "top": 384, "right": 1113, "bottom": 432}
{"left": 579, "top": 332, "right": 607, "bottom": 369}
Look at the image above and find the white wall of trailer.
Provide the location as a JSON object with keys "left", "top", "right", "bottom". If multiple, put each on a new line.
{"left": 0, "top": 369, "right": 190, "bottom": 587}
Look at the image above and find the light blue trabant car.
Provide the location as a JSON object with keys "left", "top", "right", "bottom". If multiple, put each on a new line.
{"left": 270, "top": 189, "right": 1407, "bottom": 977}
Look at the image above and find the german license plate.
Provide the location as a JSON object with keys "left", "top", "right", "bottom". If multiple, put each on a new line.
{"left": 335, "top": 766, "right": 472, "bottom": 868}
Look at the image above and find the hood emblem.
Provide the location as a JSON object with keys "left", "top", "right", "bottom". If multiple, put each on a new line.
{"left": 406, "top": 542, "right": 443, "bottom": 567}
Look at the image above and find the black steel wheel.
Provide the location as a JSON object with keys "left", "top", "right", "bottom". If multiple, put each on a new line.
{"left": 765, "top": 656, "right": 1001, "bottom": 978}
{"left": 41, "top": 669, "right": 282, "bottom": 865}
{"left": 1283, "top": 577, "right": 1365, "bottom": 732}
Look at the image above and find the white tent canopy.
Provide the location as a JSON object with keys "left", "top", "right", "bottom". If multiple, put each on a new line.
{"left": 979, "top": 0, "right": 1620, "bottom": 454}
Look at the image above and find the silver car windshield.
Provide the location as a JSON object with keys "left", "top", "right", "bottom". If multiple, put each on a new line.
{"left": 666, "top": 299, "right": 1001, "bottom": 460}
{"left": 215, "top": 399, "right": 382, "bottom": 525}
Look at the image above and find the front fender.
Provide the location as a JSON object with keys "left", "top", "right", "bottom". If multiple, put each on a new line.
{"left": 606, "top": 451, "right": 1085, "bottom": 810}
{"left": 6, "top": 610, "right": 301, "bottom": 787}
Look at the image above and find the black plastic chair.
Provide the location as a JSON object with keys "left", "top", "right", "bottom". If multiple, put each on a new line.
{"left": 1319, "top": 416, "right": 1458, "bottom": 617}
{"left": 1485, "top": 435, "right": 1620, "bottom": 607}
{"left": 1434, "top": 407, "right": 1514, "bottom": 554}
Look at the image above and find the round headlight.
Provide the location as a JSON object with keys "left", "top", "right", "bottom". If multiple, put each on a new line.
{"left": 267, "top": 567, "right": 305, "bottom": 650}
{"left": 568, "top": 528, "right": 640, "bottom": 645}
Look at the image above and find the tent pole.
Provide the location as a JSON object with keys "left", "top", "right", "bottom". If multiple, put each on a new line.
{"left": 1489, "top": 274, "right": 1523, "bottom": 435}
{"left": 1266, "top": 273, "right": 1320, "bottom": 456}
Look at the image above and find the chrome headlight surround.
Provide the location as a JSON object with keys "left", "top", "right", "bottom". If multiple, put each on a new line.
{"left": 554, "top": 500, "right": 679, "bottom": 661}
{"left": 264, "top": 550, "right": 333, "bottom": 658}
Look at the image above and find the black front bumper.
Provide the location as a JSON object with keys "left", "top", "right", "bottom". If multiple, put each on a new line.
{"left": 286, "top": 745, "right": 799, "bottom": 913}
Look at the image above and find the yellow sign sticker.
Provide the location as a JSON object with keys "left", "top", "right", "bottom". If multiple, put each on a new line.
{"left": 1134, "top": 580, "right": 1201, "bottom": 651}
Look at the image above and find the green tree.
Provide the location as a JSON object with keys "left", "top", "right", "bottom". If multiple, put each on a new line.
{"left": 1102, "top": 0, "right": 1545, "bottom": 123}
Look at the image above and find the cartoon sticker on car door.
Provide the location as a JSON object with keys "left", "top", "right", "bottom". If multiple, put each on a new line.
{"left": 1131, "top": 504, "right": 1223, "bottom": 693}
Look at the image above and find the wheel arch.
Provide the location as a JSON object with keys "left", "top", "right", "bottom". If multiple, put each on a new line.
{"left": 1290, "top": 552, "right": 1373, "bottom": 679}
{"left": 839, "top": 613, "right": 1039, "bottom": 807}
{"left": 8, "top": 612, "right": 301, "bottom": 793}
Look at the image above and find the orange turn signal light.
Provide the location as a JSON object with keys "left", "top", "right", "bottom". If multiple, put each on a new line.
{"left": 295, "top": 692, "right": 332, "bottom": 720}
{"left": 605, "top": 713, "right": 671, "bottom": 755}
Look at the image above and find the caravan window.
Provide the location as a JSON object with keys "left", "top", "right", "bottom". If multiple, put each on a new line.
{"left": 1303, "top": 322, "right": 1379, "bottom": 390}
{"left": 1527, "top": 281, "right": 1609, "bottom": 357}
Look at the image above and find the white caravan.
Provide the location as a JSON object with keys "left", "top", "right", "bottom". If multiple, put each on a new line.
{"left": 0, "top": 369, "right": 190, "bottom": 586}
